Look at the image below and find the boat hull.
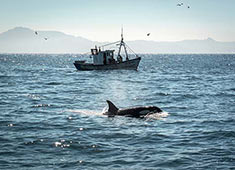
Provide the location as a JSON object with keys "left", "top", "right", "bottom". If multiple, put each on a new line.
{"left": 74, "top": 57, "right": 141, "bottom": 71}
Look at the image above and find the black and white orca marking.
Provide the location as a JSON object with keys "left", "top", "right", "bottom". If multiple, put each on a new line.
{"left": 103, "top": 100, "right": 163, "bottom": 118}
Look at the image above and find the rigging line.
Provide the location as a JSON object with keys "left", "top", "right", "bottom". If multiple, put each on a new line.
{"left": 99, "top": 40, "right": 120, "bottom": 48}
{"left": 107, "top": 44, "right": 118, "bottom": 50}
{"left": 124, "top": 43, "right": 138, "bottom": 57}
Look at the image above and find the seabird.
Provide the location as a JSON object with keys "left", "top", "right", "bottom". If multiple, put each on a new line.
{"left": 147, "top": 33, "right": 150, "bottom": 36}
{"left": 35, "top": 31, "right": 38, "bottom": 35}
{"left": 44, "top": 37, "right": 48, "bottom": 40}
{"left": 177, "top": 3, "right": 184, "bottom": 6}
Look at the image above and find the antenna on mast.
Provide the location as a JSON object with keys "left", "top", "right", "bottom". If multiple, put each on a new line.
{"left": 121, "top": 26, "right": 123, "bottom": 41}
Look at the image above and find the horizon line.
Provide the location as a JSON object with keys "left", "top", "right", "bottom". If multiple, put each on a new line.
{"left": 1, "top": 52, "right": 235, "bottom": 55}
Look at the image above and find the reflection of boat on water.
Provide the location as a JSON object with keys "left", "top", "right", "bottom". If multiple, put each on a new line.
{"left": 74, "top": 30, "right": 141, "bottom": 71}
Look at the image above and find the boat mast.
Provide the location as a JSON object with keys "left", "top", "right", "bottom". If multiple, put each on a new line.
{"left": 118, "top": 27, "right": 129, "bottom": 60}
{"left": 117, "top": 28, "right": 123, "bottom": 56}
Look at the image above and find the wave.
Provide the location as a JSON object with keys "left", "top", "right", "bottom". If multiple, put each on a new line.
{"left": 32, "top": 104, "right": 51, "bottom": 108}
{"left": 46, "top": 82, "right": 62, "bottom": 86}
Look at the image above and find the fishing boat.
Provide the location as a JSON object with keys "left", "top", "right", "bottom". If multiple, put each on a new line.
{"left": 74, "top": 30, "right": 141, "bottom": 71}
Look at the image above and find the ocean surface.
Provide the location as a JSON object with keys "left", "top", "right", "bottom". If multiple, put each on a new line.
{"left": 0, "top": 53, "right": 235, "bottom": 169}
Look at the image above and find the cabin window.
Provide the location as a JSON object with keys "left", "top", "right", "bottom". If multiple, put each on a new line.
{"left": 91, "top": 49, "right": 98, "bottom": 55}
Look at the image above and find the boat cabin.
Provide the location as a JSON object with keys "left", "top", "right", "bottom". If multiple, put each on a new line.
{"left": 91, "top": 48, "right": 116, "bottom": 65}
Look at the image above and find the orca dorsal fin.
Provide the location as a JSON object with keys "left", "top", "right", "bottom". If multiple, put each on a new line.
{"left": 106, "top": 100, "right": 119, "bottom": 114}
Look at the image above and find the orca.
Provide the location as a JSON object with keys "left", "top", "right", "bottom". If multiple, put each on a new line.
{"left": 103, "top": 100, "right": 162, "bottom": 118}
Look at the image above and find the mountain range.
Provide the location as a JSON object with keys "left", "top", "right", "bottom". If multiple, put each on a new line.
{"left": 0, "top": 27, "right": 234, "bottom": 53}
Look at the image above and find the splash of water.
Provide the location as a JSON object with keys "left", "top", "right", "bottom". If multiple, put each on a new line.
{"left": 67, "top": 109, "right": 104, "bottom": 116}
{"left": 144, "top": 111, "right": 169, "bottom": 120}
{"left": 101, "top": 106, "right": 108, "bottom": 114}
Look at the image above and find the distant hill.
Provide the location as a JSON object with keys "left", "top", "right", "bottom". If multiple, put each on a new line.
{"left": 0, "top": 27, "right": 234, "bottom": 53}
{"left": 128, "top": 38, "right": 235, "bottom": 53}
{"left": 0, "top": 27, "right": 97, "bottom": 53}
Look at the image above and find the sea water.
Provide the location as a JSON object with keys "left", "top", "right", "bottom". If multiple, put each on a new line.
{"left": 0, "top": 54, "right": 235, "bottom": 169}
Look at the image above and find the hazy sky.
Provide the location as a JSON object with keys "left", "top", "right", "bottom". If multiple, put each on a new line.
{"left": 0, "top": 0, "right": 235, "bottom": 42}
